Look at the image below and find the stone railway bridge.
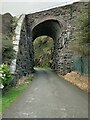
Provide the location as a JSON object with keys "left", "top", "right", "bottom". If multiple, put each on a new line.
{"left": 12, "top": 2, "right": 87, "bottom": 78}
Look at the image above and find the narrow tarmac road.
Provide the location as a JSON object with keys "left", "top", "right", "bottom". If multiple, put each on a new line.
{"left": 3, "top": 69, "right": 88, "bottom": 118}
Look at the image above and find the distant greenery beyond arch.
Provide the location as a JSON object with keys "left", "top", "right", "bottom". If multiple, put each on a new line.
{"left": 33, "top": 36, "right": 53, "bottom": 68}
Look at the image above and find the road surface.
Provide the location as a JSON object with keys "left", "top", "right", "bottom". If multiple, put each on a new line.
{"left": 3, "top": 69, "right": 88, "bottom": 118}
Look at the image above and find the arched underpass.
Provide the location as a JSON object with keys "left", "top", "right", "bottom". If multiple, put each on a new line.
{"left": 15, "top": 16, "right": 67, "bottom": 78}
{"left": 5, "top": 4, "right": 88, "bottom": 118}
{"left": 4, "top": 17, "right": 88, "bottom": 118}
{"left": 32, "top": 19, "right": 62, "bottom": 71}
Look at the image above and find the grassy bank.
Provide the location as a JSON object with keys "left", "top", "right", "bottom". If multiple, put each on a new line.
{"left": 0, "top": 75, "right": 33, "bottom": 113}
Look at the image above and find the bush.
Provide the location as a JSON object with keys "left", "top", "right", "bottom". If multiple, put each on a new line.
{"left": 0, "top": 64, "right": 13, "bottom": 86}
{"left": 70, "top": 9, "right": 89, "bottom": 56}
{"left": 2, "top": 14, "right": 18, "bottom": 65}
{"left": 2, "top": 35, "right": 14, "bottom": 65}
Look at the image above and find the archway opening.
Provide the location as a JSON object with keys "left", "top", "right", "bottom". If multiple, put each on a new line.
{"left": 33, "top": 35, "right": 54, "bottom": 69}
{"left": 32, "top": 19, "right": 61, "bottom": 71}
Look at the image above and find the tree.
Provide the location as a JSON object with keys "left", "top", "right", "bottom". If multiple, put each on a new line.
{"left": 71, "top": 9, "right": 89, "bottom": 56}
{"left": 2, "top": 34, "right": 14, "bottom": 65}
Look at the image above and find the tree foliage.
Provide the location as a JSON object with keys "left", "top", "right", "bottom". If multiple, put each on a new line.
{"left": 71, "top": 9, "right": 89, "bottom": 56}
{"left": 33, "top": 36, "right": 54, "bottom": 68}
{"left": 2, "top": 34, "right": 14, "bottom": 65}
{"left": 2, "top": 15, "right": 18, "bottom": 65}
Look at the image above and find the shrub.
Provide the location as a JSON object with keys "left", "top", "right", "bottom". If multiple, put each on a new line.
{"left": 70, "top": 9, "right": 89, "bottom": 56}
{"left": 2, "top": 35, "right": 14, "bottom": 65}
{"left": 0, "top": 64, "right": 13, "bottom": 86}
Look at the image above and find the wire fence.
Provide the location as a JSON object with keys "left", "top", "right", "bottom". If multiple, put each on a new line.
{"left": 72, "top": 56, "right": 90, "bottom": 76}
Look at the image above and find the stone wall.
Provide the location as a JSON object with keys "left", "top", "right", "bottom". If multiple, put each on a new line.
{"left": 15, "top": 18, "right": 34, "bottom": 79}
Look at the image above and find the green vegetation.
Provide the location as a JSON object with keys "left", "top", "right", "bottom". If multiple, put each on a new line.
{"left": 70, "top": 8, "right": 89, "bottom": 75}
{"left": 11, "top": 16, "right": 18, "bottom": 34}
{"left": 70, "top": 9, "right": 89, "bottom": 56}
{"left": 2, "top": 34, "right": 14, "bottom": 65}
{"left": 33, "top": 36, "right": 54, "bottom": 68}
{"left": 0, "top": 64, "right": 13, "bottom": 86}
{"left": 0, "top": 75, "right": 33, "bottom": 113}
{"left": 2, "top": 14, "right": 19, "bottom": 65}
{"left": 1, "top": 83, "right": 28, "bottom": 112}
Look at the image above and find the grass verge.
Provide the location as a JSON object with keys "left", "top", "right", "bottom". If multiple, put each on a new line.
{"left": 0, "top": 75, "right": 33, "bottom": 113}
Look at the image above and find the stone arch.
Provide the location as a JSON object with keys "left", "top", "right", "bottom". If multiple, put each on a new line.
{"left": 32, "top": 19, "right": 61, "bottom": 41}
{"left": 15, "top": 15, "right": 66, "bottom": 79}
{"left": 31, "top": 17, "right": 64, "bottom": 70}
